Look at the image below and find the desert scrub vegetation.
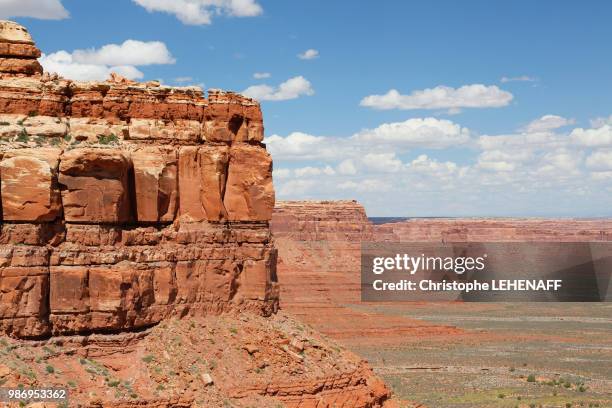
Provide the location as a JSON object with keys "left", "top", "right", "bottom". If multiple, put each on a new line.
{"left": 97, "top": 133, "right": 119, "bottom": 144}
{"left": 15, "top": 129, "right": 28, "bottom": 143}
{"left": 79, "top": 358, "right": 109, "bottom": 377}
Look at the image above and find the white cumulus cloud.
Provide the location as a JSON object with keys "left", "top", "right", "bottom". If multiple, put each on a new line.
{"left": 40, "top": 51, "right": 144, "bottom": 81}
{"left": 360, "top": 84, "right": 513, "bottom": 111}
{"left": 294, "top": 166, "right": 335, "bottom": 178}
{"left": 352, "top": 117, "right": 471, "bottom": 149}
{"left": 132, "top": 0, "right": 262, "bottom": 25}
{"left": 524, "top": 114, "right": 575, "bottom": 133}
{"left": 242, "top": 76, "right": 314, "bottom": 101}
{"left": 337, "top": 159, "right": 357, "bottom": 175}
{"left": 570, "top": 125, "right": 612, "bottom": 147}
{"left": 586, "top": 150, "right": 612, "bottom": 170}
{"left": 590, "top": 115, "right": 612, "bottom": 128}
{"left": 362, "top": 153, "right": 404, "bottom": 173}
{"left": 271, "top": 117, "right": 612, "bottom": 217}
{"left": 253, "top": 72, "right": 271, "bottom": 79}
{"left": 500, "top": 75, "right": 537, "bottom": 83}
{"left": 265, "top": 132, "right": 328, "bottom": 161}
{"left": 0, "top": 0, "right": 69, "bottom": 20}
{"left": 71, "top": 40, "right": 175, "bottom": 66}
{"left": 39, "top": 40, "right": 175, "bottom": 82}
{"left": 298, "top": 49, "right": 319, "bottom": 60}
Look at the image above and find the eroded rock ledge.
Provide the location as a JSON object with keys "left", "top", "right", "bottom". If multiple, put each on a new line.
{"left": 0, "top": 21, "right": 278, "bottom": 339}
{"left": 0, "top": 22, "right": 394, "bottom": 407}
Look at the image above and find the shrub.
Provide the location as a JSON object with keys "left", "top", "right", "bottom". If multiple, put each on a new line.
{"left": 142, "top": 355, "right": 155, "bottom": 363}
{"left": 107, "top": 379, "right": 120, "bottom": 387}
{"left": 97, "top": 133, "right": 119, "bottom": 145}
{"left": 16, "top": 129, "right": 29, "bottom": 143}
{"left": 45, "top": 365, "right": 55, "bottom": 374}
{"left": 527, "top": 374, "right": 536, "bottom": 382}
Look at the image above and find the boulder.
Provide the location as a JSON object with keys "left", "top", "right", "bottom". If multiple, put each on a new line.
{"left": 59, "top": 148, "right": 131, "bottom": 223}
{"left": 68, "top": 117, "right": 127, "bottom": 142}
{"left": 0, "top": 148, "right": 62, "bottom": 221}
{"left": 23, "top": 115, "right": 68, "bottom": 137}
{"left": 0, "top": 21, "right": 43, "bottom": 76}
{"left": 0, "top": 21, "right": 35, "bottom": 44}
{"left": 0, "top": 58, "right": 43, "bottom": 75}
{"left": 0, "top": 265, "right": 50, "bottom": 337}
{"left": 129, "top": 118, "right": 200, "bottom": 142}
{"left": 0, "top": 114, "right": 25, "bottom": 139}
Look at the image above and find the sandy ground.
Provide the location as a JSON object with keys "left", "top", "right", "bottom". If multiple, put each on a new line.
{"left": 288, "top": 302, "right": 612, "bottom": 408}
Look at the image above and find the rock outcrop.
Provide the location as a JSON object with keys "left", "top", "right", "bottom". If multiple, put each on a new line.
{"left": 0, "top": 22, "right": 393, "bottom": 408}
{"left": 374, "top": 218, "right": 612, "bottom": 242}
{"left": 271, "top": 200, "right": 373, "bottom": 307}
{"left": 0, "top": 22, "right": 278, "bottom": 339}
{"left": 271, "top": 200, "right": 612, "bottom": 311}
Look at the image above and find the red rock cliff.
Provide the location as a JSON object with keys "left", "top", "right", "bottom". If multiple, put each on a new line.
{"left": 272, "top": 201, "right": 612, "bottom": 311}
{"left": 271, "top": 200, "right": 373, "bottom": 308}
{"left": 0, "top": 23, "right": 394, "bottom": 408}
{"left": 0, "top": 21, "right": 278, "bottom": 339}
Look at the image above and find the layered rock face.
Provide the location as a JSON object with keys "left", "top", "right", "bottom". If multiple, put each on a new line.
{"left": 272, "top": 201, "right": 612, "bottom": 312}
{"left": 375, "top": 218, "right": 612, "bottom": 242}
{"left": 271, "top": 200, "right": 373, "bottom": 308}
{"left": 0, "top": 22, "right": 278, "bottom": 339}
{"left": 0, "top": 23, "right": 394, "bottom": 408}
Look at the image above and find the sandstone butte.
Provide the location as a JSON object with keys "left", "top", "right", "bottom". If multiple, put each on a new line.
{"left": 271, "top": 200, "right": 612, "bottom": 338}
{"left": 0, "top": 22, "right": 393, "bottom": 408}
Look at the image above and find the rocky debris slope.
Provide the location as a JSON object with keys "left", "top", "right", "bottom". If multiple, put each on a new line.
{"left": 0, "top": 311, "right": 390, "bottom": 408}
{"left": 0, "top": 22, "right": 394, "bottom": 407}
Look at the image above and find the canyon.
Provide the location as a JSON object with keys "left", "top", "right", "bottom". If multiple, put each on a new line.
{"left": 271, "top": 200, "right": 612, "bottom": 407}
{"left": 0, "top": 21, "right": 392, "bottom": 407}
{"left": 272, "top": 200, "right": 612, "bottom": 313}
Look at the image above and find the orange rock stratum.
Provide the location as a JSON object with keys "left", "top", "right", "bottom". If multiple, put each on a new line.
{"left": 0, "top": 21, "right": 392, "bottom": 407}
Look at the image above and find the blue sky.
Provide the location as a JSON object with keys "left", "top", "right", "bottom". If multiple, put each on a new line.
{"left": 4, "top": 0, "right": 612, "bottom": 216}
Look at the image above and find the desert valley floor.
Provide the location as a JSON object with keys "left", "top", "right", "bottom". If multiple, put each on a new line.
{"left": 272, "top": 201, "right": 612, "bottom": 408}
{"left": 304, "top": 302, "right": 612, "bottom": 408}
